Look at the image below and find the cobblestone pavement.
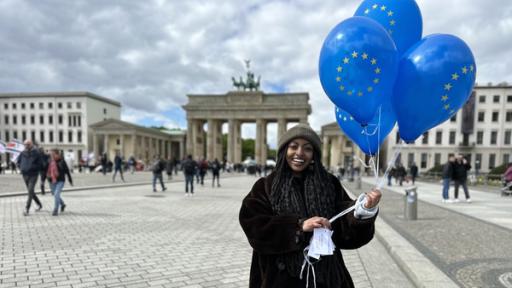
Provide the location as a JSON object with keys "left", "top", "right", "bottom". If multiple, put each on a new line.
{"left": 0, "top": 176, "right": 412, "bottom": 288}
{"left": 345, "top": 180, "right": 512, "bottom": 288}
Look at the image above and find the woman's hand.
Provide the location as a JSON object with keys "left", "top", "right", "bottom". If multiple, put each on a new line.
{"left": 302, "top": 216, "right": 331, "bottom": 232}
{"left": 364, "top": 188, "right": 382, "bottom": 209}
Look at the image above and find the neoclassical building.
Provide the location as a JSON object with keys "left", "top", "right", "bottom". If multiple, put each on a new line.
{"left": 320, "top": 122, "right": 367, "bottom": 172}
{"left": 183, "top": 91, "right": 311, "bottom": 165}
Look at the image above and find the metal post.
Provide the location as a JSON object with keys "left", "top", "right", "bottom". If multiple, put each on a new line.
{"left": 404, "top": 186, "right": 418, "bottom": 220}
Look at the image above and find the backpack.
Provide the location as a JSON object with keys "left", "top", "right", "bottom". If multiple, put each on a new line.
{"left": 151, "top": 160, "right": 162, "bottom": 173}
{"left": 183, "top": 160, "right": 195, "bottom": 174}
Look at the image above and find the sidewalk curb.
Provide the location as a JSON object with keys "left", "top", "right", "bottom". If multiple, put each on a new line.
{"left": 374, "top": 218, "right": 459, "bottom": 288}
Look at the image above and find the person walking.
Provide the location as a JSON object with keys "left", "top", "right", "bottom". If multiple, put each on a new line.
{"left": 151, "top": 155, "right": 167, "bottom": 192}
{"left": 182, "top": 155, "right": 197, "bottom": 196}
{"left": 441, "top": 155, "right": 456, "bottom": 203}
{"left": 409, "top": 162, "right": 418, "bottom": 184}
{"left": 112, "top": 152, "right": 125, "bottom": 182}
{"left": 239, "top": 124, "right": 380, "bottom": 288}
{"left": 395, "top": 163, "right": 407, "bottom": 186}
{"left": 17, "top": 140, "right": 43, "bottom": 216}
{"left": 199, "top": 158, "right": 208, "bottom": 186}
{"left": 166, "top": 156, "right": 174, "bottom": 182}
{"left": 453, "top": 154, "right": 472, "bottom": 202}
{"left": 39, "top": 148, "right": 50, "bottom": 195}
{"left": 47, "top": 149, "right": 72, "bottom": 216}
{"left": 100, "top": 153, "right": 108, "bottom": 175}
{"left": 128, "top": 156, "right": 136, "bottom": 174}
{"left": 211, "top": 158, "right": 221, "bottom": 187}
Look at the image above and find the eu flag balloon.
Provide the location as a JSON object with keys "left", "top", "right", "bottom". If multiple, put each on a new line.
{"left": 335, "top": 100, "right": 396, "bottom": 156}
{"left": 393, "top": 34, "right": 476, "bottom": 143}
{"left": 355, "top": 0, "right": 423, "bottom": 56}
{"left": 319, "top": 16, "right": 398, "bottom": 126}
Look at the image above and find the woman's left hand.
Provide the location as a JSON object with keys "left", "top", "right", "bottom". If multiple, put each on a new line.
{"left": 364, "top": 188, "right": 382, "bottom": 209}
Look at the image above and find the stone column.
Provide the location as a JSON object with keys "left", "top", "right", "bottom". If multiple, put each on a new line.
{"left": 261, "top": 120, "right": 268, "bottom": 165}
{"left": 131, "top": 133, "right": 136, "bottom": 158}
{"left": 329, "top": 136, "right": 340, "bottom": 171}
{"left": 186, "top": 119, "right": 193, "bottom": 156}
{"left": 277, "top": 118, "right": 287, "bottom": 144}
{"left": 207, "top": 119, "right": 215, "bottom": 160}
{"left": 119, "top": 134, "right": 124, "bottom": 157}
{"left": 299, "top": 117, "right": 308, "bottom": 124}
{"left": 104, "top": 133, "right": 109, "bottom": 158}
{"left": 193, "top": 120, "right": 204, "bottom": 159}
{"left": 227, "top": 119, "right": 235, "bottom": 163}
{"left": 179, "top": 139, "right": 185, "bottom": 159}
{"left": 93, "top": 133, "right": 98, "bottom": 158}
{"left": 234, "top": 121, "right": 242, "bottom": 163}
{"left": 215, "top": 121, "right": 223, "bottom": 161}
{"left": 322, "top": 135, "right": 329, "bottom": 167}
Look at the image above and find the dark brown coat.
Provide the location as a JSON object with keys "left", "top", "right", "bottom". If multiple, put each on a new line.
{"left": 239, "top": 173, "right": 376, "bottom": 288}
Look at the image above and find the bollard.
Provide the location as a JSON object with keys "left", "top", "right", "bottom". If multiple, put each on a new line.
{"left": 404, "top": 186, "right": 418, "bottom": 220}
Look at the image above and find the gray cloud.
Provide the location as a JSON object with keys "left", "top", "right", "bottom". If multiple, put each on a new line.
{"left": 0, "top": 0, "right": 510, "bottom": 135}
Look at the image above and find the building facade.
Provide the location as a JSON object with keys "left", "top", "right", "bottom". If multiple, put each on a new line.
{"left": 320, "top": 122, "right": 368, "bottom": 172}
{"left": 0, "top": 92, "right": 121, "bottom": 163}
{"left": 386, "top": 84, "right": 512, "bottom": 173}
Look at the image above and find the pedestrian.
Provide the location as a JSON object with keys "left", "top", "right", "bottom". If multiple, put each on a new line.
{"left": 453, "top": 154, "right": 471, "bottom": 202}
{"left": 166, "top": 156, "right": 174, "bottom": 182}
{"left": 11, "top": 161, "right": 18, "bottom": 174}
{"left": 195, "top": 157, "right": 201, "bottom": 184}
{"left": 396, "top": 163, "right": 406, "bottom": 186}
{"left": 39, "top": 148, "right": 50, "bottom": 195}
{"left": 211, "top": 158, "right": 221, "bottom": 187}
{"left": 409, "top": 162, "right": 418, "bottom": 184}
{"left": 17, "top": 140, "right": 43, "bottom": 216}
{"left": 101, "top": 153, "right": 108, "bottom": 175}
{"left": 128, "top": 156, "right": 136, "bottom": 174}
{"left": 387, "top": 165, "right": 395, "bottom": 186}
{"left": 239, "top": 124, "right": 380, "bottom": 288}
{"left": 199, "top": 158, "right": 208, "bottom": 186}
{"left": 441, "top": 155, "right": 456, "bottom": 203}
{"left": 151, "top": 155, "right": 167, "bottom": 192}
{"left": 182, "top": 155, "right": 197, "bottom": 196}
{"left": 501, "top": 163, "right": 512, "bottom": 195}
{"left": 47, "top": 149, "right": 72, "bottom": 216}
{"left": 112, "top": 152, "right": 125, "bottom": 182}
{"left": 173, "top": 157, "right": 179, "bottom": 175}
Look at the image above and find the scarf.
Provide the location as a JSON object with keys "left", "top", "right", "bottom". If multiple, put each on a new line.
{"left": 270, "top": 170, "right": 343, "bottom": 286}
{"left": 47, "top": 160, "right": 59, "bottom": 184}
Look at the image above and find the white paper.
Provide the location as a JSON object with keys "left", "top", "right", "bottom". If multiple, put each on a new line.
{"left": 307, "top": 228, "right": 335, "bottom": 259}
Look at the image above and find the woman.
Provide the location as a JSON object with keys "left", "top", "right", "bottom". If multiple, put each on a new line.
{"left": 239, "top": 124, "right": 381, "bottom": 287}
{"left": 47, "top": 149, "right": 73, "bottom": 216}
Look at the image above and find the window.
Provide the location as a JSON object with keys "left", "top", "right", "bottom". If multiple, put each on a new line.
{"left": 49, "top": 115, "right": 53, "bottom": 125}
{"left": 78, "top": 116, "right": 81, "bottom": 127}
{"left": 39, "top": 102, "right": 44, "bottom": 109}
{"left": 489, "top": 154, "right": 496, "bottom": 169}
{"left": 493, "top": 95, "right": 500, "bottom": 103}
{"left": 395, "top": 132, "right": 401, "bottom": 144}
{"left": 4, "top": 115, "right": 8, "bottom": 124}
{"left": 505, "top": 130, "right": 511, "bottom": 145}
{"left": 450, "top": 115, "right": 457, "bottom": 122}
{"left": 39, "top": 131, "right": 45, "bottom": 143}
{"left": 422, "top": 132, "right": 429, "bottom": 144}
{"left": 77, "top": 131, "right": 82, "bottom": 143}
{"left": 58, "top": 102, "right": 62, "bottom": 109}
{"left": 58, "top": 115, "right": 63, "bottom": 125}
{"left": 492, "top": 111, "right": 499, "bottom": 122}
{"left": 435, "top": 131, "right": 442, "bottom": 144}
{"left": 449, "top": 131, "right": 456, "bottom": 145}
{"left": 30, "top": 103, "right": 34, "bottom": 109}
{"left": 68, "top": 116, "right": 72, "bottom": 126}
{"left": 58, "top": 131, "right": 63, "bottom": 143}
{"left": 49, "top": 131, "right": 54, "bottom": 143}
{"left": 21, "top": 103, "right": 25, "bottom": 109}
{"left": 103, "top": 108, "right": 107, "bottom": 114}
{"left": 48, "top": 102, "right": 53, "bottom": 109}
{"left": 504, "top": 154, "right": 510, "bottom": 165}
{"left": 490, "top": 131, "right": 498, "bottom": 145}
{"left": 3, "top": 103, "right": 7, "bottom": 109}
{"left": 5, "top": 131, "right": 9, "bottom": 141}
{"left": 345, "top": 141, "right": 352, "bottom": 147}
{"left": 421, "top": 153, "right": 428, "bottom": 168}
{"left": 39, "top": 115, "right": 44, "bottom": 124}
{"left": 68, "top": 131, "right": 73, "bottom": 143}
{"left": 479, "top": 95, "right": 486, "bottom": 103}
{"left": 407, "top": 153, "right": 414, "bottom": 166}
{"left": 506, "top": 111, "right": 512, "bottom": 122}
{"left": 76, "top": 102, "right": 81, "bottom": 109}
{"left": 477, "top": 111, "right": 485, "bottom": 122}
{"left": 476, "top": 131, "right": 484, "bottom": 145}
{"left": 508, "top": 95, "right": 512, "bottom": 103}
{"left": 67, "top": 102, "right": 72, "bottom": 109}
{"left": 21, "top": 115, "right": 26, "bottom": 125}
{"left": 13, "top": 115, "right": 17, "bottom": 125}
{"left": 13, "top": 131, "right": 18, "bottom": 139}
{"left": 30, "top": 115, "right": 35, "bottom": 125}
{"left": 22, "top": 131, "right": 26, "bottom": 140}
{"left": 12, "top": 103, "right": 17, "bottom": 109}
{"left": 434, "top": 153, "right": 441, "bottom": 166}
{"left": 31, "top": 131, "right": 35, "bottom": 142}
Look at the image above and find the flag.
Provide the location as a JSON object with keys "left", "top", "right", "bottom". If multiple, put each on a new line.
{"left": 0, "top": 140, "right": 6, "bottom": 154}
{"left": 6, "top": 139, "right": 25, "bottom": 163}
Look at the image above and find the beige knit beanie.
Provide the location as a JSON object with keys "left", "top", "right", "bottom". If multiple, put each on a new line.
{"left": 277, "top": 124, "right": 322, "bottom": 155}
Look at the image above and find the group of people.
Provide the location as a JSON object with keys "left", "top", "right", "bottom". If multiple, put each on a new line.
{"left": 387, "top": 162, "right": 419, "bottom": 186}
{"left": 442, "top": 154, "right": 472, "bottom": 203}
{"left": 16, "top": 139, "right": 72, "bottom": 216}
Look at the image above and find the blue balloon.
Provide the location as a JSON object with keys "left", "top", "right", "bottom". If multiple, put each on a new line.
{"left": 355, "top": 0, "right": 423, "bottom": 56}
{"left": 393, "top": 34, "right": 476, "bottom": 143}
{"left": 335, "top": 100, "right": 396, "bottom": 156}
{"left": 319, "top": 16, "right": 398, "bottom": 125}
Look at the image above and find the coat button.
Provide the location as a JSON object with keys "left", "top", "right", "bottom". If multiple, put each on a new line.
{"left": 277, "top": 262, "right": 286, "bottom": 271}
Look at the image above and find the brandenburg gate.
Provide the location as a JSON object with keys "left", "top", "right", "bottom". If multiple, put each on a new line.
{"left": 182, "top": 62, "right": 311, "bottom": 165}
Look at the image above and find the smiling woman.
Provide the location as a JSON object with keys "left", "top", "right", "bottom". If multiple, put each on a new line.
{"left": 239, "top": 124, "right": 382, "bottom": 288}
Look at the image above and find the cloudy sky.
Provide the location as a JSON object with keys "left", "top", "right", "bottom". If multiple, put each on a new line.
{"left": 1, "top": 0, "right": 511, "bottom": 147}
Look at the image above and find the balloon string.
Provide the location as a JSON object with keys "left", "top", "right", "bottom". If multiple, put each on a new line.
{"left": 376, "top": 141, "right": 403, "bottom": 190}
